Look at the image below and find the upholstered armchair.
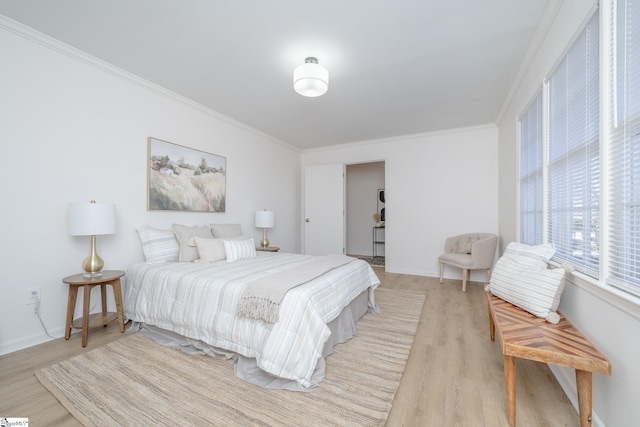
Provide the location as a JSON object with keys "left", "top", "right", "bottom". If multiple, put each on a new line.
{"left": 439, "top": 233, "right": 498, "bottom": 292}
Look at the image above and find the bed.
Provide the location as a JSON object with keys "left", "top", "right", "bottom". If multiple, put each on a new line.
{"left": 123, "top": 251, "right": 380, "bottom": 391}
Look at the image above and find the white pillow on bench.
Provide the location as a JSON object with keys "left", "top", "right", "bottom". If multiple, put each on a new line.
{"left": 486, "top": 243, "right": 565, "bottom": 324}
{"left": 502, "top": 242, "right": 556, "bottom": 267}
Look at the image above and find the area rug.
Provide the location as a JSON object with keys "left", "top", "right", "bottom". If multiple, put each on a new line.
{"left": 35, "top": 288, "right": 425, "bottom": 427}
{"left": 357, "top": 256, "right": 385, "bottom": 267}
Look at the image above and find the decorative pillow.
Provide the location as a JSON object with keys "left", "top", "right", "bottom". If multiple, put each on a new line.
{"left": 136, "top": 226, "right": 179, "bottom": 263}
{"left": 172, "top": 224, "right": 213, "bottom": 262}
{"left": 503, "top": 242, "right": 556, "bottom": 268}
{"left": 210, "top": 223, "right": 243, "bottom": 238}
{"left": 486, "top": 254, "right": 565, "bottom": 324}
{"left": 223, "top": 238, "right": 256, "bottom": 262}
{"left": 188, "top": 237, "right": 227, "bottom": 263}
{"left": 456, "top": 236, "right": 474, "bottom": 254}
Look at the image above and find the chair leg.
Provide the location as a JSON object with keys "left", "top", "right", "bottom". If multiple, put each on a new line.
{"left": 440, "top": 263, "right": 444, "bottom": 284}
{"left": 462, "top": 269, "right": 468, "bottom": 292}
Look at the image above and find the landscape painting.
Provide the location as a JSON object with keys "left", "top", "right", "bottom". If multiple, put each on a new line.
{"left": 147, "top": 137, "right": 226, "bottom": 212}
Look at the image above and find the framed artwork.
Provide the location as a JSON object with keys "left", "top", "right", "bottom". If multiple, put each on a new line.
{"left": 147, "top": 137, "right": 226, "bottom": 212}
{"left": 377, "top": 189, "right": 385, "bottom": 222}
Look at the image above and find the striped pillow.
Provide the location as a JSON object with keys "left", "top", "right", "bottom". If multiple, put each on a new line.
{"left": 223, "top": 238, "right": 256, "bottom": 262}
{"left": 136, "top": 226, "right": 179, "bottom": 263}
{"left": 487, "top": 256, "right": 565, "bottom": 324}
{"left": 503, "top": 242, "right": 556, "bottom": 268}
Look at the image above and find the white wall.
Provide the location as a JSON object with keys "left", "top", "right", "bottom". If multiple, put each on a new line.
{"left": 497, "top": 1, "right": 640, "bottom": 425}
{"left": 302, "top": 125, "right": 499, "bottom": 279}
{"left": 0, "top": 22, "right": 301, "bottom": 355}
{"left": 346, "top": 162, "right": 385, "bottom": 256}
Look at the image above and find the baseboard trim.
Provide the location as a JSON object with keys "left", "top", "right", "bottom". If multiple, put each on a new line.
{"left": 0, "top": 328, "right": 62, "bottom": 356}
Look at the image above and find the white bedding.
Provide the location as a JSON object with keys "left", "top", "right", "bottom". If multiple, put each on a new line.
{"left": 123, "top": 252, "right": 380, "bottom": 388}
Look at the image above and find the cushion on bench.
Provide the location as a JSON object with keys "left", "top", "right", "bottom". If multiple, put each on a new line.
{"left": 485, "top": 242, "right": 565, "bottom": 324}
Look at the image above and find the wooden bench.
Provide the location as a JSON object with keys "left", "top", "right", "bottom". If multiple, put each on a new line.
{"left": 487, "top": 292, "right": 611, "bottom": 427}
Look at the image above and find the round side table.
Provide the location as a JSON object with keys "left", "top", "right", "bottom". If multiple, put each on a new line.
{"left": 62, "top": 270, "right": 125, "bottom": 347}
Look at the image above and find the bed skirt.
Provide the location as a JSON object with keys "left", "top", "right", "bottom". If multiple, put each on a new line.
{"left": 128, "top": 289, "right": 371, "bottom": 391}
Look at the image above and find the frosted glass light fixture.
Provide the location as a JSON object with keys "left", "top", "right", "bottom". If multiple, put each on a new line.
{"left": 255, "top": 210, "right": 275, "bottom": 248}
{"left": 293, "top": 57, "right": 329, "bottom": 97}
{"left": 68, "top": 200, "right": 116, "bottom": 277}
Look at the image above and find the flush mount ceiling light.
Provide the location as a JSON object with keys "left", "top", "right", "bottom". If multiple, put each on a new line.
{"left": 293, "top": 57, "right": 329, "bottom": 97}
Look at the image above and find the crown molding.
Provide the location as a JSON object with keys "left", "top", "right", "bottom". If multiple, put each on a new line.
{"left": 302, "top": 123, "right": 498, "bottom": 154}
{"left": 0, "top": 14, "right": 299, "bottom": 153}
{"left": 495, "top": 0, "right": 564, "bottom": 125}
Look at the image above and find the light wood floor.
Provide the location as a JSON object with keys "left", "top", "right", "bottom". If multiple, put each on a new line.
{"left": 0, "top": 271, "right": 579, "bottom": 426}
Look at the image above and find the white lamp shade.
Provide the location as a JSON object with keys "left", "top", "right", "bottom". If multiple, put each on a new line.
{"left": 255, "top": 210, "right": 275, "bottom": 228}
{"left": 68, "top": 202, "right": 116, "bottom": 236}
{"left": 294, "top": 60, "right": 329, "bottom": 97}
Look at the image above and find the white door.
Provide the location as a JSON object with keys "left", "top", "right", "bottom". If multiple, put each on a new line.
{"left": 304, "top": 164, "right": 344, "bottom": 255}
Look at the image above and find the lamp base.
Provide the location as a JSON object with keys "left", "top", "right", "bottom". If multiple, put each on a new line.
{"left": 261, "top": 228, "right": 269, "bottom": 248}
{"left": 83, "top": 270, "right": 104, "bottom": 278}
{"left": 81, "top": 235, "right": 105, "bottom": 278}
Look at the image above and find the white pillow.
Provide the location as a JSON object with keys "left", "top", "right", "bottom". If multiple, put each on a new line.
{"left": 455, "top": 237, "right": 471, "bottom": 254}
{"left": 136, "top": 226, "right": 179, "bottom": 263}
{"left": 503, "top": 242, "right": 556, "bottom": 268}
{"left": 211, "top": 223, "right": 243, "bottom": 238}
{"left": 486, "top": 256, "right": 565, "bottom": 323}
{"left": 188, "top": 237, "right": 227, "bottom": 262}
{"left": 224, "top": 238, "right": 256, "bottom": 262}
{"left": 172, "top": 224, "right": 213, "bottom": 262}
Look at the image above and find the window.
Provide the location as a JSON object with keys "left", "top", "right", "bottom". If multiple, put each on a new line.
{"left": 547, "top": 11, "right": 600, "bottom": 277}
{"left": 517, "top": 3, "right": 640, "bottom": 300}
{"left": 519, "top": 91, "right": 544, "bottom": 246}
{"left": 608, "top": 0, "right": 640, "bottom": 296}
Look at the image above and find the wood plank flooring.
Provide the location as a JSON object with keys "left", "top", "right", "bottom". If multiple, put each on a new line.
{"left": 0, "top": 271, "right": 579, "bottom": 426}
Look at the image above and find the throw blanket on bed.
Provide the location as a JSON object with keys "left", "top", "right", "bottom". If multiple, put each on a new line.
{"left": 238, "top": 255, "right": 356, "bottom": 323}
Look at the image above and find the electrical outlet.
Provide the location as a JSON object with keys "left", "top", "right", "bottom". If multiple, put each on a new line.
{"left": 26, "top": 287, "right": 41, "bottom": 305}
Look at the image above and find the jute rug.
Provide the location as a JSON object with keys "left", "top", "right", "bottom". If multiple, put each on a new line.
{"left": 35, "top": 288, "right": 425, "bottom": 427}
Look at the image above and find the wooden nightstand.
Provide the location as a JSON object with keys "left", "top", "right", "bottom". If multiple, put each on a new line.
{"left": 256, "top": 246, "right": 280, "bottom": 252}
{"left": 63, "top": 270, "right": 125, "bottom": 347}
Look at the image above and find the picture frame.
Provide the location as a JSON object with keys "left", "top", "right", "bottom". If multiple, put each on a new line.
{"left": 147, "top": 137, "right": 226, "bottom": 212}
{"left": 377, "top": 188, "right": 385, "bottom": 222}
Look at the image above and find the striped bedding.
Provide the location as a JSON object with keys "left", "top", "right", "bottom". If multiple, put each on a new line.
{"left": 123, "top": 252, "right": 380, "bottom": 388}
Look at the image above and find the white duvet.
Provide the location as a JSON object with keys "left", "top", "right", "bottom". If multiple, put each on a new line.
{"left": 124, "top": 252, "right": 379, "bottom": 388}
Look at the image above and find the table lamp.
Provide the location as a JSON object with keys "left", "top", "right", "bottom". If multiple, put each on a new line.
{"left": 255, "top": 210, "right": 275, "bottom": 248}
{"left": 68, "top": 200, "right": 116, "bottom": 277}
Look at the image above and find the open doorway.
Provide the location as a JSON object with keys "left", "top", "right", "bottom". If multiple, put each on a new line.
{"left": 345, "top": 161, "right": 385, "bottom": 267}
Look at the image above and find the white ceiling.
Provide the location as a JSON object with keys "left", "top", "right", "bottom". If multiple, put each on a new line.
{"left": 0, "top": 1, "right": 551, "bottom": 149}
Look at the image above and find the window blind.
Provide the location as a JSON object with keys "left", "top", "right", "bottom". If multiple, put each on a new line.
{"left": 609, "top": 0, "right": 640, "bottom": 295}
{"left": 519, "top": 91, "right": 544, "bottom": 245}
{"left": 547, "top": 11, "right": 600, "bottom": 277}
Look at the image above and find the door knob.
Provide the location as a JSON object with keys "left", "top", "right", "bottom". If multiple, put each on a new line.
{"left": 305, "top": 218, "right": 310, "bottom": 222}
